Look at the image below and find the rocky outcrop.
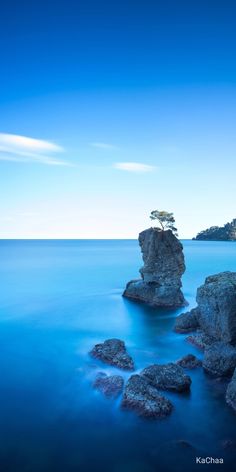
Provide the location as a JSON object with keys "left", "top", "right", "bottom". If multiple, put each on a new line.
{"left": 175, "top": 272, "right": 236, "bottom": 345}
{"left": 93, "top": 373, "right": 124, "bottom": 398}
{"left": 194, "top": 219, "right": 236, "bottom": 241}
{"left": 226, "top": 368, "right": 236, "bottom": 412}
{"left": 176, "top": 354, "right": 202, "bottom": 369}
{"left": 187, "top": 330, "right": 215, "bottom": 350}
{"left": 123, "top": 228, "right": 186, "bottom": 307}
{"left": 141, "top": 363, "right": 191, "bottom": 392}
{"left": 121, "top": 374, "right": 173, "bottom": 418}
{"left": 90, "top": 339, "right": 135, "bottom": 371}
{"left": 174, "top": 308, "right": 199, "bottom": 333}
{"left": 203, "top": 342, "right": 236, "bottom": 377}
{"left": 196, "top": 272, "right": 236, "bottom": 344}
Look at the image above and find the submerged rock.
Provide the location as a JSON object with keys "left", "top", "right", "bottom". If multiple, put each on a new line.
{"left": 153, "top": 440, "right": 205, "bottom": 472}
{"left": 174, "top": 308, "right": 199, "bottom": 333}
{"left": 226, "top": 368, "right": 236, "bottom": 412}
{"left": 176, "top": 354, "right": 202, "bottom": 369}
{"left": 141, "top": 363, "right": 191, "bottom": 392}
{"left": 221, "top": 439, "right": 236, "bottom": 450}
{"left": 184, "top": 272, "right": 236, "bottom": 344}
{"left": 203, "top": 342, "right": 236, "bottom": 377}
{"left": 90, "top": 339, "right": 135, "bottom": 371}
{"left": 93, "top": 373, "right": 124, "bottom": 398}
{"left": 123, "top": 228, "right": 186, "bottom": 307}
{"left": 121, "top": 374, "right": 173, "bottom": 418}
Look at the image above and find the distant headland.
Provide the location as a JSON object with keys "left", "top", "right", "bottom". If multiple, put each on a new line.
{"left": 193, "top": 219, "right": 236, "bottom": 241}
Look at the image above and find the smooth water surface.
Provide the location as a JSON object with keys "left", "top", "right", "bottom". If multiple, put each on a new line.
{"left": 0, "top": 240, "right": 236, "bottom": 471}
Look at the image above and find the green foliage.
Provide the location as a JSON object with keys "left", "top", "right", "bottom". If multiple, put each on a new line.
{"left": 150, "top": 210, "right": 178, "bottom": 236}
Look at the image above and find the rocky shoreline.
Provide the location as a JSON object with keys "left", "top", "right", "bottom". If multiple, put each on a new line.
{"left": 88, "top": 225, "right": 236, "bottom": 420}
{"left": 174, "top": 271, "right": 236, "bottom": 412}
{"left": 89, "top": 270, "right": 236, "bottom": 419}
{"left": 193, "top": 219, "right": 236, "bottom": 241}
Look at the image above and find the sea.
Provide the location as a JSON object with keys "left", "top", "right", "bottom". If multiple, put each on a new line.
{"left": 0, "top": 239, "right": 236, "bottom": 472}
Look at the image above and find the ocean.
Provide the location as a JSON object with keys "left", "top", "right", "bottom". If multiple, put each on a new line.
{"left": 0, "top": 239, "right": 236, "bottom": 471}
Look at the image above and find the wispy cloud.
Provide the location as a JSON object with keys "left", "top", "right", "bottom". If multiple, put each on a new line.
{"left": 90, "top": 142, "right": 117, "bottom": 150}
{"left": 114, "top": 162, "right": 155, "bottom": 173}
{"left": 0, "top": 133, "right": 71, "bottom": 166}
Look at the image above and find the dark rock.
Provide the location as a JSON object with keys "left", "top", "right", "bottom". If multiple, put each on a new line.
{"left": 174, "top": 308, "right": 199, "bottom": 333}
{"left": 123, "top": 228, "right": 186, "bottom": 307}
{"left": 194, "top": 219, "right": 236, "bottom": 241}
{"left": 141, "top": 363, "right": 191, "bottom": 392}
{"left": 203, "top": 342, "right": 236, "bottom": 377}
{"left": 193, "top": 272, "right": 236, "bottom": 344}
{"left": 226, "top": 367, "right": 236, "bottom": 412}
{"left": 93, "top": 373, "right": 124, "bottom": 398}
{"left": 121, "top": 374, "right": 173, "bottom": 418}
{"left": 176, "top": 354, "right": 202, "bottom": 369}
{"left": 90, "top": 339, "right": 135, "bottom": 371}
{"left": 187, "top": 329, "right": 215, "bottom": 350}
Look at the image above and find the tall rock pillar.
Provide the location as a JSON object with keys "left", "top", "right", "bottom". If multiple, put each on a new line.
{"left": 123, "top": 228, "right": 186, "bottom": 307}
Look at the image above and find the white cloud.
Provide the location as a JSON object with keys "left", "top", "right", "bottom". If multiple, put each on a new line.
{"left": 0, "top": 133, "right": 71, "bottom": 166}
{"left": 90, "top": 142, "right": 117, "bottom": 150}
{"left": 114, "top": 162, "right": 155, "bottom": 172}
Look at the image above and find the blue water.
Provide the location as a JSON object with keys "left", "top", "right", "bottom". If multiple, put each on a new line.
{"left": 0, "top": 240, "right": 236, "bottom": 471}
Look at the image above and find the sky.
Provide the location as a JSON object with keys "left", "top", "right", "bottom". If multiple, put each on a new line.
{"left": 0, "top": 0, "right": 236, "bottom": 239}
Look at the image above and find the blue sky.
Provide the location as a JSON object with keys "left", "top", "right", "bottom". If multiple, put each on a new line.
{"left": 0, "top": 0, "right": 236, "bottom": 238}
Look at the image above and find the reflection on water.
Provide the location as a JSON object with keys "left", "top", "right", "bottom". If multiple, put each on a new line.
{"left": 0, "top": 240, "right": 236, "bottom": 471}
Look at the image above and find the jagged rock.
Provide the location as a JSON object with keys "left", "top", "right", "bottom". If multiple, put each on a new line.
{"left": 187, "top": 329, "right": 215, "bottom": 350}
{"left": 226, "top": 368, "right": 236, "bottom": 412}
{"left": 90, "top": 339, "right": 135, "bottom": 371}
{"left": 195, "top": 272, "right": 236, "bottom": 344}
{"left": 141, "top": 363, "right": 191, "bottom": 392}
{"left": 181, "top": 272, "right": 236, "bottom": 346}
{"left": 194, "top": 219, "right": 236, "bottom": 241}
{"left": 176, "top": 354, "right": 202, "bottom": 369}
{"left": 203, "top": 342, "right": 236, "bottom": 377}
{"left": 174, "top": 308, "right": 199, "bottom": 333}
{"left": 121, "top": 374, "right": 173, "bottom": 418}
{"left": 93, "top": 373, "right": 124, "bottom": 398}
{"left": 123, "top": 228, "right": 186, "bottom": 307}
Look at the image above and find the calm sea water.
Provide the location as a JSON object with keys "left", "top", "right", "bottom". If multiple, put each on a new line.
{"left": 0, "top": 239, "right": 236, "bottom": 472}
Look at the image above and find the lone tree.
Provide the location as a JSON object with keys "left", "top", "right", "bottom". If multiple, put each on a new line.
{"left": 150, "top": 210, "right": 178, "bottom": 236}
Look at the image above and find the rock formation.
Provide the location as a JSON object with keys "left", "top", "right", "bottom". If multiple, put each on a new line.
{"left": 174, "top": 272, "right": 236, "bottom": 344}
{"left": 141, "top": 363, "right": 191, "bottom": 392}
{"left": 186, "top": 330, "right": 215, "bottom": 350}
{"left": 176, "top": 354, "right": 202, "bottom": 369}
{"left": 123, "top": 228, "right": 186, "bottom": 307}
{"left": 89, "top": 340, "right": 194, "bottom": 418}
{"left": 93, "top": 373, "right": 124, "bottom": 398}
{"left": 174, "top": 308, "right": 199, "bottom": 333}
{"left": 174, "top": 271, "right": 236, "bottom": 414}
{"left": 121, "top": 374, "right": 173, "bottom": 418}
{"left": 90, "top": 338, "right": 135, "bottom": 371}
{"left": 203, "top": 342, "right": 236, "bottom": 377}
{"left": 193, "top": 219, "right": 236, "bottom": 241}
{"left": 196, "top": 272, "right": 236, "bottom": 344}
